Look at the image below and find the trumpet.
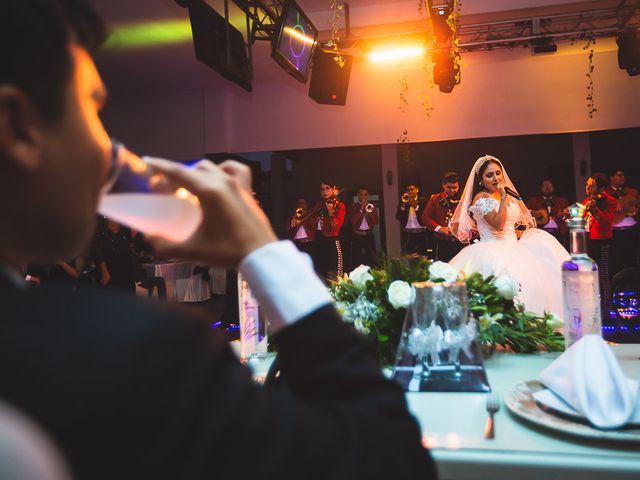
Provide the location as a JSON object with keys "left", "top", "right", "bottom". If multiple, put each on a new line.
{"left": 362, "top": 203, "right": 375, "bottom": 213}
{"left": 294, "top": 207, "right": 304, "bottom": 219}
{"left": 401, "top": 193, "right": 417, "bottom": 203}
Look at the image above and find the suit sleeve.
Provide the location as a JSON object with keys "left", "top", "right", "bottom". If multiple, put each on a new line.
{"left": 134, "top": 306, "right": 436, "bottom": 480}
{"left": 422, "top": 196, "right": 439, "bottom": 231}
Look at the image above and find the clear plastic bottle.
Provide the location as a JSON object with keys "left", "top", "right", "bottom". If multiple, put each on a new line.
{"left": 561, "top": 204, "right": 602, "bottom": 349}
{"left": 237, "top": 274, "right": 268, "bottom": 362}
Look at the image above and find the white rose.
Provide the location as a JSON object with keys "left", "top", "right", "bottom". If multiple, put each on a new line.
{"left": 428, "top": 261, "right": 459, "bottom": 283}
{"left": 546, "top": 312, "right": 564, "bottom": 331}
{"left": 493, "top": 273, "right": 518, "bottom": 300}
{"left": 349, "top": 265, "right": 373, "bottom": 288}
{"left": 335, "top": 301, "right": 348, "bottom": 317}
{"left": 387, "top": 280, "right": 414, "bottom": 309}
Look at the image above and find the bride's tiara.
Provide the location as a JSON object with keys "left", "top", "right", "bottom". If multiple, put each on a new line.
{"left": 475, "top": 155, "right": 501, "bottom": 175}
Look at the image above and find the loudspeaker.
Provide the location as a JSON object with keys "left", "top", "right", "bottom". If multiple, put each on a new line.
{"left": 188, "top": 0, "right": 252, "bottom": 91}
{"left": 308, "top": 49, "right": 352, "bottom": 106}
{"left": 617, "top": 27, "right": 640, "bottom": 76}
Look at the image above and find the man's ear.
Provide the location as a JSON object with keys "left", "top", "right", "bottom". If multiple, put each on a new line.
{"left": 0, "top": 85, "right": 43, "bottom": 171}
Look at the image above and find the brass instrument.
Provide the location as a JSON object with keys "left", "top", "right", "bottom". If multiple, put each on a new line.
{"left": 401, "top": 193, "right": 417, "bottom": 203}
{"left": 294, "top": 207, "right": 304, "bottom": 219}
{"left": 363, "top": 203, "right": 375, "bottom": 213}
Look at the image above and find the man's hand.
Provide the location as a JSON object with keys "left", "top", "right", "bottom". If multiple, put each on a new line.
{"left": 440, "top": 226, "right": 451, "bottom": 236}
{"left": 144, "top": 158, "right": 277, "bottom": 267}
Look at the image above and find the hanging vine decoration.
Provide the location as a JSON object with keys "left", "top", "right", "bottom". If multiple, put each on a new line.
{"left": 447, "top": 0, "right": 462, "bottom": 86}
{"left": 418, "top": 0, "right": 434, "bottom": 117}
{"left": 327, "top": 1, "right": 345, "bottom": 67}
{"left": 399, "top": 73, "right": 409, "bottom": 113}
{"left": 582, "top": 32, "right": 597, "bottom": 118}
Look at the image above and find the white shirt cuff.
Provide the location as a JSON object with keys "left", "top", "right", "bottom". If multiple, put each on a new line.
{"left": 238, "top": 240, "right": 333, "bottom": 333}
{"left": 434, "top": 225, "right": 442, "bottom": 232}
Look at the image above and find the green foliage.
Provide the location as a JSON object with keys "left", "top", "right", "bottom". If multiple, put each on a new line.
{"left": 330, "top": 257, "right": 564, "bottom": 365}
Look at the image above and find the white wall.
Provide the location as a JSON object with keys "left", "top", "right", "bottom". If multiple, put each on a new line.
{"left": 220, "top": 38, "right": 640, "bottom": 153}
{"left": 102, "top": 38, "right": 640, "bottom": 158}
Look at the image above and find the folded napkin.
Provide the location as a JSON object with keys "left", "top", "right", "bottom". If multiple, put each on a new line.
{"left": 538, "top": 335, "right": 639, "bottom": 429}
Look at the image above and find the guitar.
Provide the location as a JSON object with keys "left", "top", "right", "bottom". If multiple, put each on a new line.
{"left": 613, "top": 194, "right": 639, "bottom": 224}
{"left": 530, "top": 208, "right": 549, "bottom": 227}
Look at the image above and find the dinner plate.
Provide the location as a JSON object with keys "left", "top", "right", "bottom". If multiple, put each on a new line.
{"left": 504, "top": 380, "right": 640, "bottom": 443}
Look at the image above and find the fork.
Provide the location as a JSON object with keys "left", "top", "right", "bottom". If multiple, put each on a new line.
{"left": 484, "top": 393, "right": 500, "bottom": 439}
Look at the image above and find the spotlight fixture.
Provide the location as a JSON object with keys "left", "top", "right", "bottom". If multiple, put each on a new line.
{"left": 531, "top": 37, "right": 557, "bottom": 55}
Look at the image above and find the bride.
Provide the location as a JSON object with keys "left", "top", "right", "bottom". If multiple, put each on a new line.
{"left": 449, "top": 155, "right": 569, "bottom": 316}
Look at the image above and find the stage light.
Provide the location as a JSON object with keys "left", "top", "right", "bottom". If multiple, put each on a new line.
{"left": 369, "top": 46, "right": 425, "bottom": 63}
{"left": 104, "top": 19, "right": 192, "bottom": 49}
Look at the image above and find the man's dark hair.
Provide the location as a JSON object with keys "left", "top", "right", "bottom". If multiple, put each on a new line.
{"left": 442, "top": 172, "right": 459, "bottom": 184}
{"left": 319, "top": 179, "right": 337, "bottom": 188}
{"left": 590, "top": 172, "right": 609, "bottom": 190}
{"left": 609, "top": 168, "right": 625, "bottom": 177}
{"left": 541, "top": 178, "right": 553, "bottom": 185}
{"left": 1, "top": 0, "right": 106, "bottom": 122}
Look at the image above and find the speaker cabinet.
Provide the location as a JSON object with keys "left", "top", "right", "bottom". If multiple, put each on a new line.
{"left": 308, "top": 49, "right": 352, "bottom": 106}
{"left": 618, "top": 27, "right": 640, "bottom": 76}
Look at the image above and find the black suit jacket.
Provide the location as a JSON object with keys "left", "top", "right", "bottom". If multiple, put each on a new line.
{"left": 395, "top": 197, "right": 429, "bottom": 229}
{"left": 0, "top": 273, "right": 436, "bottom": 480}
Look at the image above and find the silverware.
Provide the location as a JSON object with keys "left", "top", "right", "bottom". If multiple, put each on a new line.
{"left": 484, "top": 393, "right": 500, "bottom": 439}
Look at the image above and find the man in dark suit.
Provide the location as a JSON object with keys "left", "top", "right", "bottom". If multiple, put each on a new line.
{"left": 396, "top": 184, "right": 429, "bottom": 255}
{"left": 526, "top": 179, "right": 570, "bottom": 248}
{"left": 348, "top": 187, "right": 379, "bottom": 268}
{"left": 422, "top": 172, "right": 464, "bottom": 262}
{"left": 0, "top": 2, "right": 436, "bottom": 480}
{"left": 606, "top": 169, "right": 639, "bottom": 274}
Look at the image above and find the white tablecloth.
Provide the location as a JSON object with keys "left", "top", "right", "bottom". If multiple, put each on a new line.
{"left": 142, "top": 262, "right": 226, "bottom": 302}
{"left": 243, "top": 343, "right": 640, "bottom": 479}
{"left": 408, "top": 344, "right": 640, "bottom": 480}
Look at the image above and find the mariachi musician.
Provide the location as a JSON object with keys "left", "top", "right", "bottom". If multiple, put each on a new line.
{"left": 584, "top": 173, "right": 618, "bottom": 319}
{"left": 309, "top": 180, "right": 346, "bottom": 280}
{"left": 422, "top": 172, "right": 464, "bottom": 262}
{"left": 348, "top": 187, "right": 379, "bottom": 269}
{"left": 396, "top": 184, "right": 429, "bottom": 255}
{"left": 526, "top": 179, "right": 570, "bottom": 248}
{"left": 287, "top": 196, "right": 316, "bottom": 256}
{"left": 606, "top": 169, "right": 639, "bottom": 273}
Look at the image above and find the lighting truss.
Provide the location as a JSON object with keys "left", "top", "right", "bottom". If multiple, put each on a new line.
{"left": 457, "top": 0, "right": 640, "bottom": 52}
{"left": 232, "top": 0, "right": 286, "bottom": 44}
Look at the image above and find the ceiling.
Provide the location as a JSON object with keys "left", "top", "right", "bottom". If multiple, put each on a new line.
{"left": 93, "top": 0, "right": 632, "bottom": 97}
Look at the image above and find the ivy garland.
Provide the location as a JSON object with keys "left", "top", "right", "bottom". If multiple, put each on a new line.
{"left": 327, "top": 1, "right": 345, "bottom": 67}
{"left": 582, "top": 33, "right": 597, "bottom": 118}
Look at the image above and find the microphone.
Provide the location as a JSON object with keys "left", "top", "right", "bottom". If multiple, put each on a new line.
{"left": 504, "top": 186, "right": 522, "bottom": 200}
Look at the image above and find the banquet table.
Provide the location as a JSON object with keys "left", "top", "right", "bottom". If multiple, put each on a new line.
{"left": 142, "top": 261, "right": 226, "bottom": 302}
{"left": 408, "top": 344, "right": 640, "bottom": 480}
{"left": 243, "top": 344, "right": 640, "bottom": 480}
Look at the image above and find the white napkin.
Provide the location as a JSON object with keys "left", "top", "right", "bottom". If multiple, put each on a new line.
{"left": 538, "top": 335, "right": 639, "bottom": 429}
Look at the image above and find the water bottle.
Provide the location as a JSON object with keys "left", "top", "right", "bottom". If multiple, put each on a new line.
{"left": 237, "top": 273, "right": 268, "bottom": 362}
{"left": 561, "top": 203, "right": 601, "bottom": 349}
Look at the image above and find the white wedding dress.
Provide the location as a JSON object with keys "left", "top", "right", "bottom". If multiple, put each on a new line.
{"left": 449, "top": 196, "right": 569, "bottom": 316}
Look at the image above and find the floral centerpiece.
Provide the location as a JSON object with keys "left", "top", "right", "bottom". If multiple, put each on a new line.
{"left": 330, "top": 256, "right": 564, "bottom": 366}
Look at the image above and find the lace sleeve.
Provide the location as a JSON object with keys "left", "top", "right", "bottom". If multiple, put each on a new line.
{"left": 469, "top": 196, "right": 498, "bottom": 217}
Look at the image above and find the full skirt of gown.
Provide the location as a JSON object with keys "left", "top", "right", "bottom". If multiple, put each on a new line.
{"left": 449, "top": 229, "right": 569, "bottom": 316}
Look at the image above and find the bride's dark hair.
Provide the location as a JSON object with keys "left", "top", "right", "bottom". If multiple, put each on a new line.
{"left": 471, "top": 158, "right": 502, "bottom": 200}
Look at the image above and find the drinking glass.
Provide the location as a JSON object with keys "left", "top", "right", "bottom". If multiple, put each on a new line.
{"left": 440, "top": 283, "right": 471, "bottom": 378}
{"left": 98, "top": 139, "right": 202, "bottom": 242}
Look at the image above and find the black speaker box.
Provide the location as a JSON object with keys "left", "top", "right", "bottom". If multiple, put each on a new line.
{"left": 308, "top": 49, "right": 352, "bottom": 106}
{"left": 617, "top": 27, "right": 640, "bottom": 76}
{"left": 188, "top": 0, "right": 252, "bottom": 91}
